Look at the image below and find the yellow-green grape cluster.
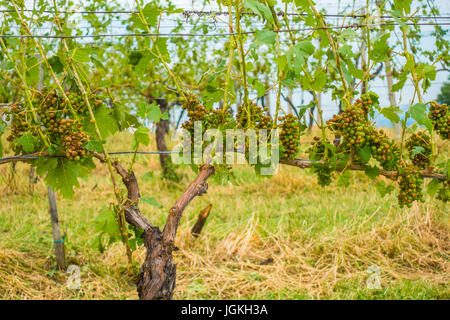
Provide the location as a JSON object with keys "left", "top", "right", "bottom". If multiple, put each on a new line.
{"left": 60, "top": 119, "right": 88, "bottom": 161}
{"left": 307, "top": 136, "right": 334, "bottom": 186}
{"left": 368, "top": 129, "right": 400, "bottom": 171}
{"left": 397, "top": 163, "right": 424, "bottom": 208}
{"left": 353, "top": 92, "right": 378, "bottom": 118}
{"left": 428, "top": 101, "right": 449, "bottom": 140}
{"left": 314, "top": 162, "right": 334, "bottom": 187}
{"left": 236, "top": 102, "right": 272, "bottom": 130}
{"left": 278, "top": 114, "right": 301, "bottom": 160}
{"left": 181, "top": 94, "right": 208, "bottom": 133}
{"left": 327, "top": 97, "right": 399, "bottom": 170}
{"left": 405, "top": 131, "right": 431, "bottom": 169}
{"left": 4, "top": 89, "right": 100, "bottom": 160}
{"left": 206, "top": 108, "right": 234, "bottom": 129}
{"left": 60, "top": 91, "right": 103, "bottom": 115}
{"left": 5, "top": 104, "right": 33, "bottom": 146}
{"left": 35, "top": 90, "right": 92, "bottom": 160}
{"left": 327, "top": 102, "right": 370, "bottom": 149}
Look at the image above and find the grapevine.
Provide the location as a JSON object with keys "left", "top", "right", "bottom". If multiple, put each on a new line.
{"left": 406, "top": 131, "right": 432, "bottom": 169}
{"left": 428, "top": 101, "right": 449, "bottom": 140}
{"left": 397, "top": 162, "right": 425, "bottom": 208}
{"left": 3, "top": 90, "right": 106, "bottom": 160}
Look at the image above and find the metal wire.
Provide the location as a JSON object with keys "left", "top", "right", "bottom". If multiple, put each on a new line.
{"left": 1, "top": 8, "right": 450, "bottom": 20}
{"left": 0, "top": 22, "right": 448, "bottom": 39}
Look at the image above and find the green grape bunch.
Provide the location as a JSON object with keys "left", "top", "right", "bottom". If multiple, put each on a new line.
{"left": 327, "top": 93, "right": 399, "bottom": 170}
{"left": 397, "top": 163, "right": 424, "bottom": 208}
{"left": 405, "top": 131, "right": 432, "bottom": 169}
{"left": 236, "top": 102, "right": 272, "bottom": 130}
{"left": 428, "top": 101, "right": 449, "bottom": 140}
{"left": 278, "top": 114, "right": 301, "bottom": 161}
{"left": 3, "top": 89, "right": 103, "bottom": 160}
{"left": 181, "top": 93, "right": 208, "bottom": 134}
{"left": 307, "top": 137, "right": 334, "bottom": 186}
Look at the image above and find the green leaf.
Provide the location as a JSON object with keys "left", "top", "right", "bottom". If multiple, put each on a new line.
{"left": 48, "top": 55, "right": 64, "bottom": 73}
{"left": 295, "top": 41, "right": 315, "bottom": 55}
{"left": 410, "top": 103, "right": 433, "bottom": 132}
{"left": 154, "top": 37, "right": 170, "bottom": 62}
{"left": 128, "top": 51, "right": 143, "bottom": 66}
{"left": 135, "top": 52, "right": 152, "bottom": 74}
{"left": 311, "top": 70, "right": 326, "bottom": 91}
{"left": 337, "top": 170, "right": 351, "bottom": 187}
{"left": 94, "top": 206, "right": 120, "bottom": 236}
{"left": 370, "top": 33, "right": 390, "bottom": 62}
{"left": 255, "top": 29, "right": 276, "bottom": 45}
{"left": 0, "top": 120, "right": 6, "bottom": 157}
{"left": 15, "top": 133, "right": 38, "bottom": 153}
{"left": 72, "top": 48, "right": 90, "bottom": 63}
{"left": 375, "top": 180, "right": 394, "bottom": 198}
{"left": 85, "top": 105, "right": 119, "bottom": 139}
{"left": 426, "top": 179, "right": 441, "bottom": 197}
{"left": 410, "top": 146, "right": 425, "bottom": 157}
{"left": 244, "top": 0, "right": 274, "bottom": 23}
{"left": 357, "top": 145, "right": 371, "bottom": 163}
{"left": 364, "top": 165, "right": 379, "bottom": 180}
{"left": 393, "top": 0, "right": 412, "bottom": 15}
{"left": 26, "top": 56, "right": 40, "bottom": 85}
{"left": 143, "top": 3, "right": 159, "bottom": 28}
{"left": 380, "top": 106, "right": 402, "bottom": 124}
{"left": 132, "top": 126, "right": 150, "bottom": 149}
{"left": 141, "top": 196, "right": 162, "bottom": 208}
{"left": 254, "top": 80, "right": 266, "bottom": 97}
{"left": 43, "top": 158, "right": 82, "bottom": 198}
{"left": 294, "top": 0, "right": 309, "bottom": 9}
{"left": 83, "top": 140, "right": 104, "bottom": 153}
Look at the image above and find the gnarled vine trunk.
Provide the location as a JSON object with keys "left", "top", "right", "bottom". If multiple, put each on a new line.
{"left": 95, "top": 152, "right": 214, "bottom": 299}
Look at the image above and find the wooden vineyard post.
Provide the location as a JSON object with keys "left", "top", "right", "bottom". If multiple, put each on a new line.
{"left": 191, "top": 204, "right": 212, "bottom": 238}
{"left": 47, "top": 186, "right": 66, "bottom": 270}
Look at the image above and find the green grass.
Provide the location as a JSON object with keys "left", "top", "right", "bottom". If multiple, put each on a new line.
{"left": 0, "top": 132, "right": 448, "bottom": 299}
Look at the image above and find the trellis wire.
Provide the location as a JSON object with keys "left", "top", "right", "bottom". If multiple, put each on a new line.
{"left": 0, "top": 22, "right": 448, "bottom": 39}
{"left": 1, "top": 8, "right": 450, "bottom": 20}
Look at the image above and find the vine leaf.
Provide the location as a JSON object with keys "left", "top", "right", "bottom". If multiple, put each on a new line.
{"left": 244, "top": 0, "right": 274, "bottom": 23}
{"left": 43, "top": 159, "right": 80, "bottom": 198}
{"left": 364, "top": 165, "right": 379, "bottom": 180}
{"left": 15, "top": 132, "right": 38, "bottom": 153}
{"left": 255, "top": 29, "right": 276, "bottom": 45}
{"left": 380, "top": 105, "right": 402, "bottom": 124}
{"left": 132, "top": 126, "right": 150, "bottom": 149}
{"left": 337, "top": 170, "right": 351, "bottom": 187}
{"left": 358, "top": 145, "right": 372, "bottom": 163}
{"left": 85, "top": 105, "right": 119, "bottom": 139}
{"left": 426, "top": 179, "right": 441, "bottom": 197}
{"left": 93, "top": 206, "right": 122, "bottom": 249}
{"left": 375, "top": 181, "right": 394, "bottom": 198}
{"left": 83, "top": 140, "right": 104, "bottom": 153}
{"left": 411, "top": 146, "right": 425, "bottom": 157}
{"left": 143, "top": 3, "right": 159, "bottom": 28}
{"left": 370, "top": 33, "right": 390, "bottom": 62}
{"left": 409, "top": 103, "right": 433, "bottom": 132}
{"left": 48, "top": 56, "right": 64, "bottom": 73}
